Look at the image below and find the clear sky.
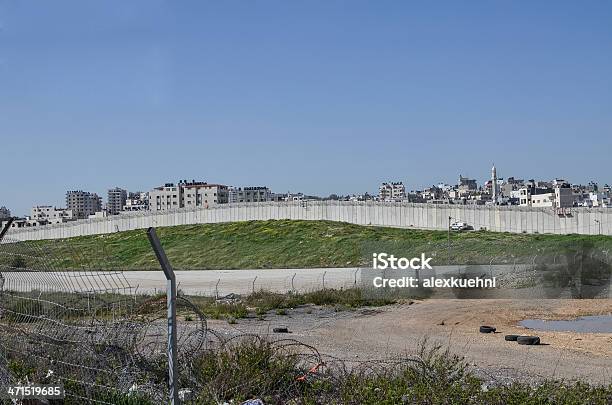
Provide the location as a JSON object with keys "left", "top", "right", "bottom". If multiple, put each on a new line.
{"left": 1, "top": 1, "right": 611, "bottom": 215}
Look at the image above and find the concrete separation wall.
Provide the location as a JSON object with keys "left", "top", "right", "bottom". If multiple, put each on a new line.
{"left": 7, "top": 201, "right": 612, "bottom": 241}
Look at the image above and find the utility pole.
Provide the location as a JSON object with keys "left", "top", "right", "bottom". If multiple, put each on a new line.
{"left": 594, "top": 219, "right": 601, "bottom": 235}
{"left": 448, "top": 216, "right": 452, "bottom": 264}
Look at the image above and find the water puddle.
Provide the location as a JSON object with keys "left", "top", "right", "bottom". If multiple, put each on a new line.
{"left": 520, "top": 315, "right": 612, "bottom": 333}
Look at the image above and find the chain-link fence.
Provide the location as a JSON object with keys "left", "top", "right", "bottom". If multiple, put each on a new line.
{"left": 0, "top": 227, "right": 339, "bottom": 404}
{"left": 0, "top": 227, "right": 219, "bottom": 403}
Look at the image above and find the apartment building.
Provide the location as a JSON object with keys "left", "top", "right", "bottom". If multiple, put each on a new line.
{"left": 182, "top": 181, "right": 228, "bottom": 207}
{"left": 228, "top": 186, "right": 272, "bottom": 203}
{"left": 149, "top": 183, "right": 182, "bottom": 211}
{"left": 149, "top": 181, "right": 228, "bottom": 211}
{"left": 30, "top": 206, "right": 74, "bottom": 225}
{"left": 66, "top": 191, "right": 103, "bottom": 219}
{"left": 528, "top": 190, "right": 555, "bottom": 208}
{"left": 519, "top": 184, "right": 573, "bottom": 208}
{"left": 107, "top": 187, "right": 128, "bottom": 215}
{"left": 379, "top": 182, "right": 406, "bottom": 201}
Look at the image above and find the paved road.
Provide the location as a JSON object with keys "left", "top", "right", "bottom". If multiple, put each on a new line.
{"left": 122, "top": 264, "right": 529, "bottom": 296}
{"left": 8, "top": 264, "right": 599, "bottom": 299}
{"left": 0, "top": 268, "right": 361, "bottom": 296}
{"left": 125, "top": 268, "right": 360, "bottom": 295}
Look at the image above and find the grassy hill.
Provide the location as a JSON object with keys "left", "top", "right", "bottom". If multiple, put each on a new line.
{"left": 4, "top": 220, "right": 612, "bottom": 270}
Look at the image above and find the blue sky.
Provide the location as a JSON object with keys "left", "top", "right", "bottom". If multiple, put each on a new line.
{"left": 1, "top": 1, "right": 611, "bottom": 215}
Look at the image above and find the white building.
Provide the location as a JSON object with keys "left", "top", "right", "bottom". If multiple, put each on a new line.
{"left": 66, "top": 191, "right": 103, "bottom": 219}
{"left": 150, "top": 183, "right": 182, "bottom": 211}
{"left": 519, "top": 185, "right": 573, "bottom": 208}
{"left": 149, "top": 181, "right": 228, "bottom": 211}
{"left": 529, "top": 191, "right": 555, "bottom": 208}
{"left": 182, "top": 181, "right": 228, "bottom": 208}
{"left": 379, "top": 182, "right": 406, "bottom": 201}
{"left": 30, "top": 206, "right": 74, "bottom": 225}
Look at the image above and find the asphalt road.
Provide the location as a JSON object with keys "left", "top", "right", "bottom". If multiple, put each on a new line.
{"left": 0, "top": 268, "right": 361, "bottom": 296}
{"left": 125, "top": 268, "right": 360, "bottom": 295}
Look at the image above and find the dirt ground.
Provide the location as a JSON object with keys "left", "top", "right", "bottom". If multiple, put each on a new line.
{"left": 209, "top": 299, "right": 612, "bottom": 385}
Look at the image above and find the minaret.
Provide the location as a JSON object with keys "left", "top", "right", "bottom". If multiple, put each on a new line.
{"left": 491, "top": 164, "right": 498, "bottom": 204}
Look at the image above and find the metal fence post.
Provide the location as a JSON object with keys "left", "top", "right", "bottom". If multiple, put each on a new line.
{"left": 146, "top": 227, "right": 180, "bottom": 405}
{"left": 0, "top": 218, "right": 13, "bottom": 292}
{"left": 252, "top": 276, "right": 258, "bottom": 294}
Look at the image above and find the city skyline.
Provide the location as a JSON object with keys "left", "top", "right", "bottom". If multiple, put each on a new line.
{"left": 2, "top": 1, "right": 611, "bottom": 215}
{"left": 3, "top": 167, "right": 610, "bottom": 217}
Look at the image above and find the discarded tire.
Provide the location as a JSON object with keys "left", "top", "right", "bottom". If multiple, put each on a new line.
{"left": 517, "top": 336, "right": 540, "bottom": 345}
{"left": 479, "top": 326, "right": 496, "bottom": 333}
{"left": 273, "top": 327, "right": 289, "bottom": 333}
{"left": 504, "top": 334, "right": 519, "bottom": 341}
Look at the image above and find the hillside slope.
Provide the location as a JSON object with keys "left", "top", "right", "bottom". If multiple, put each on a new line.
{"left": 5, "top": 220, "right": 612, "bottom": 270}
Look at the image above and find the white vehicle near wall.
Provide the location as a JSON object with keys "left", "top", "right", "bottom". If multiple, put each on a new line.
{"left": 450, "top": 222, "right": 472, "bottom": 231}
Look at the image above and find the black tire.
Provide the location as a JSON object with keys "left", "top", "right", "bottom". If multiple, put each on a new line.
{"left": 273, "top": 327, "right": 289, "bottom": 333}
{"left": 504, "top": 334, "right": 519, "bottom": 341}
{"left": 517, "top": 336, "right": 540, "bottom": 345}
{"left": 479, "top": 325, "right": 496, "bottom": 333}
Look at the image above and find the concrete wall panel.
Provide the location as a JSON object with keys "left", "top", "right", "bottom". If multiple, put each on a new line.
{"left": 7, "top": 202, "right": 612, "bottom": 241}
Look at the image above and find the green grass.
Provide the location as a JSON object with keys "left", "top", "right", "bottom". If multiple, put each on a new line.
{"left": 0, "top": 288, "right": 396, "bottom": 324}
{"left": 4, "top": 219, "right": 612, "bottom": 270}
{"left": 186, "top": 287, "right": 397, "bottom": 320}
{"left": 245, "top": 288, "right": 396, "bottom": 312}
